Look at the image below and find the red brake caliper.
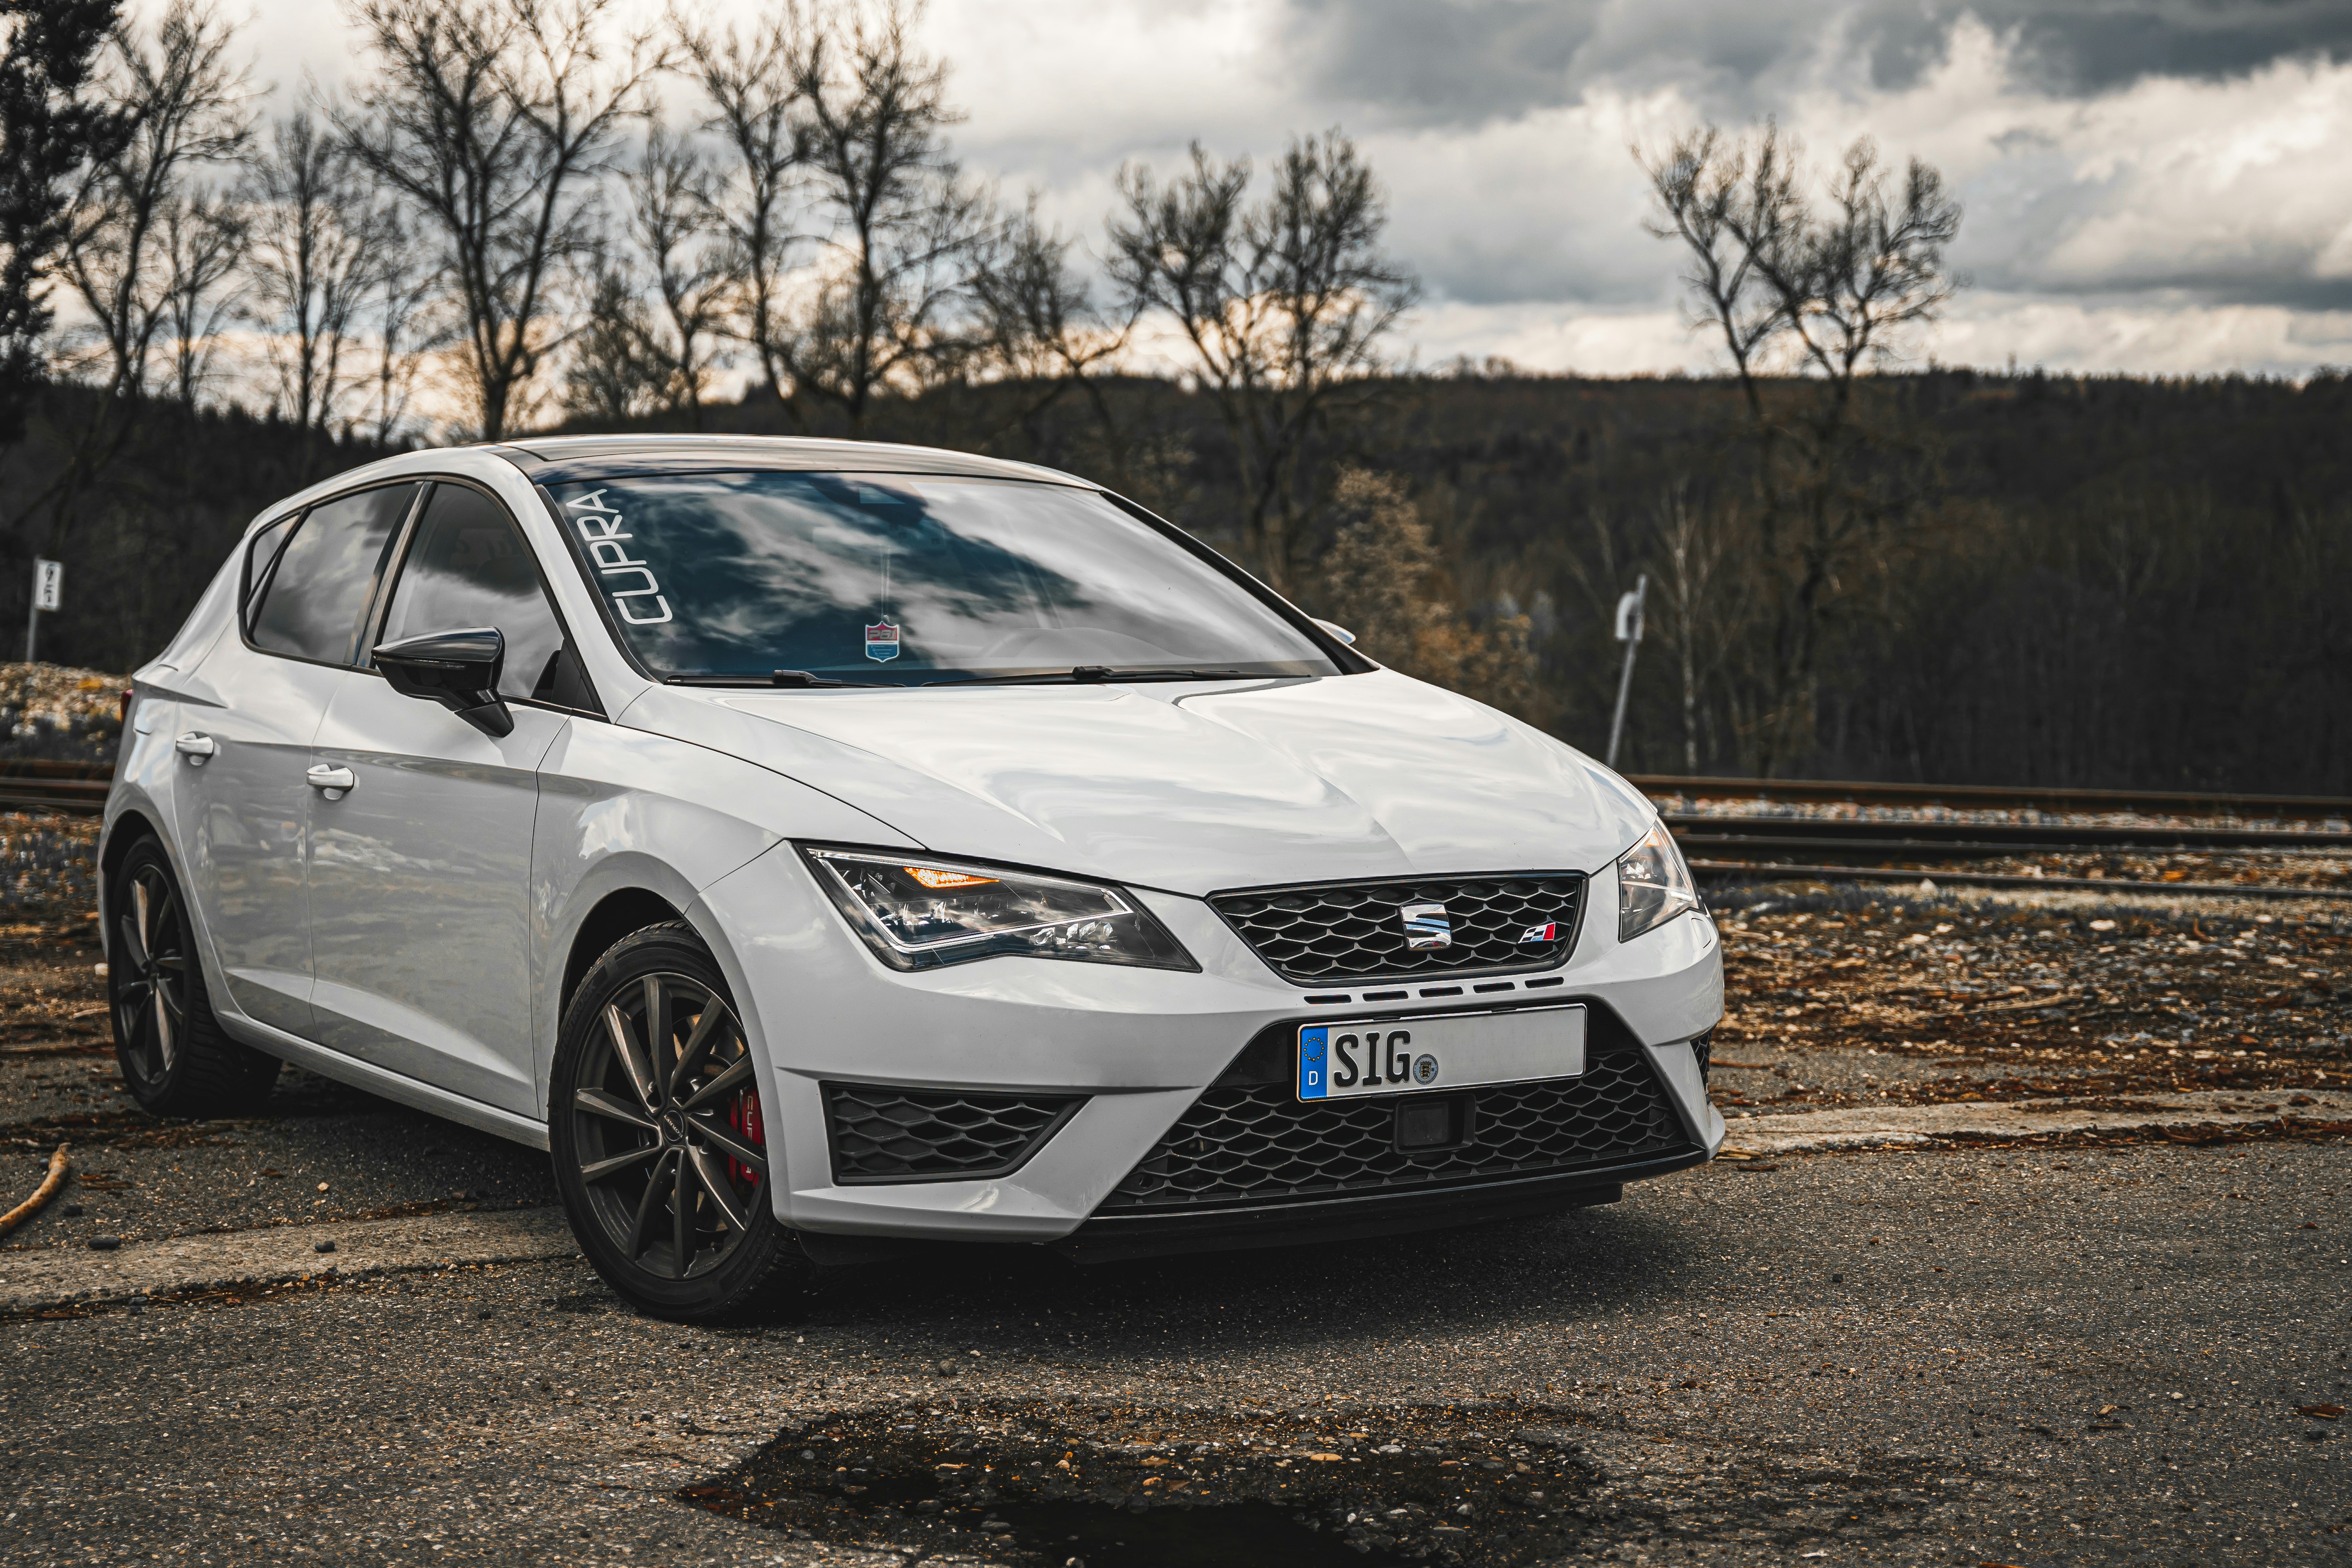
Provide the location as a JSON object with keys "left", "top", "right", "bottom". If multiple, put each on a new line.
{"left": 727, "top": 1086, "right": 765, "bottom": 1189}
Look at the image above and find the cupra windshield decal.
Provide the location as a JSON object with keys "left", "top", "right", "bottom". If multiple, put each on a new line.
{"left": 564, "top": 488, "right": 672, "bottom": 625}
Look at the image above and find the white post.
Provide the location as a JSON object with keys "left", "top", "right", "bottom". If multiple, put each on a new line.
{"left": 26, "top": 559, "right": 61, "bottom": 664}
{"left": 1605, "top": 573, "right": 1647, "bottom": 769}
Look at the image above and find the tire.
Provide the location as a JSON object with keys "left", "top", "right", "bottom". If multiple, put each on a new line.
{"left": 549, "top": 921, "right": 802, "bottom": 1321}
{"left": 106, "top": 835, "right": 280, "bottom": 1118}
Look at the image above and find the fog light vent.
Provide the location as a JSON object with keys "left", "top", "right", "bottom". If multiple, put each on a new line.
{"left": 822, "top": 1084, "right": 1083, "bottom": 1184}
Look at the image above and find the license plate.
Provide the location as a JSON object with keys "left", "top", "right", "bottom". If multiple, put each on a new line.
{"left": 1296, "top": 1006, "right": 1586, "bottom": 1101}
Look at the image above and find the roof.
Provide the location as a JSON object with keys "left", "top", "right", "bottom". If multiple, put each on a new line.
{"left": 482, "top": 434, "right": 1094, "bottom": 488}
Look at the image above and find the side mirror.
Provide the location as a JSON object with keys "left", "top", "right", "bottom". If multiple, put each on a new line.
{"left": 372, "top": 627, "right": 515, "bottom": 738}
{"left": 1311, "top": 617, "right": 1357, "bottom": 646}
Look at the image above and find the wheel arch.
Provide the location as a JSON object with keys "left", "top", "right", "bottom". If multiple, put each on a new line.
{"left": 558, "top": 885, "right": 687, "bottom": 1019}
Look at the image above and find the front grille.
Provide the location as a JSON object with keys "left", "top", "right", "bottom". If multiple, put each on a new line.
{"left": 1100, "top": 1047, "right": 1688, "bottom": 1214}
{"left": 822, "top": 1084, "right": 1082, "bottom": 1184}
{"left": 1692, "top": 1028, "right": 1712, "bottom": 1084}
{"left": 1209, "top": 873, "right": 1586, "bottom": 984}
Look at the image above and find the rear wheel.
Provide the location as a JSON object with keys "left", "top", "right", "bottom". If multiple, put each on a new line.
{"left": 107, "top": 835, "right": 279, "bottom": 1117}
{"left": 549, "top": 922, "right": 801, "bottom": 1320}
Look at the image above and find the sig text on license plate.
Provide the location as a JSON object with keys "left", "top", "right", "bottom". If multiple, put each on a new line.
{"left": 1296, "top": 1005, "right": 1586, "bottom": 1101}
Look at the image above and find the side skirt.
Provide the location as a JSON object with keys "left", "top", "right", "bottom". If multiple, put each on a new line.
{"left": 218, "top": 1011, "right": 551, "bottom": 1152}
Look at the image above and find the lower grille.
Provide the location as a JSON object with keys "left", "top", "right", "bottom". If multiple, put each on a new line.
{"left": 1101, "top": 1047, "right": 1690, "bottom": 1214}
{"left": 822, "top": 1084, "right": 1082, "bottom": 1184}
{"left": 1692, "top": 1029, "right": 1712, "bottom": 1084}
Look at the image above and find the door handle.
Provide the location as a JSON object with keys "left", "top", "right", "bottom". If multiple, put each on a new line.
{"left": 174, "top": 732, "right": 215, "bottom": 764}
{"left": 306, "top": 764, "right": 357, "bottom": 800}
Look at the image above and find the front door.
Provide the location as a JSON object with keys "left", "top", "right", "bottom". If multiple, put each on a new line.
{"left": 305, "top": 480, "right": 582, "bottom": 1117}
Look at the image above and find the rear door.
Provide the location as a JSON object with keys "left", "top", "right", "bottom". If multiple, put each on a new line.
{"left": 173, "top": 483, "right": 421, "bottom": 1035}
{"left": 305, "top": 480, "right": 594, "bottom": 1116}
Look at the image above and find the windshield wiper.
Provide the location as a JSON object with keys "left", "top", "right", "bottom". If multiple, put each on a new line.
{"left": 926, "top": 667, "right": 1252, "bottom": 687}
{"left": 664, "top": 671, "right": 892, "bottom": 688}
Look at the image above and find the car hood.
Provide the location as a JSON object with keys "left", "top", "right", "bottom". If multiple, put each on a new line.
{"left": 624, "top": 670, "right": 1655, "bottom": 896}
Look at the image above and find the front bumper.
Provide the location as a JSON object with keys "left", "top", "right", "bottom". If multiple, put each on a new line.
{"left": 696, "top": 847, "right": 1726, "bottom": 1249}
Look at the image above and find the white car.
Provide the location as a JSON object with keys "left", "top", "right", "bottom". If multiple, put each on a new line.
{"left": 103, "top": 436, "right": 1724, "bottom": 1319}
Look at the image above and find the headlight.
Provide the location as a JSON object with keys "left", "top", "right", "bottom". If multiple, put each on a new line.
{"left": 801, "top": 847, "right": 1198, "bottom": 972}
{"left": 1617, "top": 820, "right": 1702, "bottom": 942}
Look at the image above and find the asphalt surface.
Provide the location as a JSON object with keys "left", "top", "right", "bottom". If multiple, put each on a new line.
{"left": 4, "top": 1118, "right": 2347, "bottom": 1565}
{"left": 3, "top": 886, "right": 2349, "bottom": 1568}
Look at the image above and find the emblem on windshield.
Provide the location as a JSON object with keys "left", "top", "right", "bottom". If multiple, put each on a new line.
{"left": 865, "top": 620, "right": 901, "bottom": 662}
{"left": 1400, "top": 902, "right": 1451, "bottom": 949}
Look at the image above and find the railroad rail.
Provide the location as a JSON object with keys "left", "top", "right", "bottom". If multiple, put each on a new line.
{"left": 0, "top": 762, "right": 108, "bottom": 816}
{"left": 1630, "top": 772, "right": 2352, "bottom": 820}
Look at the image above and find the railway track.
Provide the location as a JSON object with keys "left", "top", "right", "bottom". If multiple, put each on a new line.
{"left": 1630, "top": 771, "right": 2352, "bottom": 821}
{"left": 0, "top": 764, "right": 109, "bottom": 816}
{"left": 8, "top": 762, "right": 2350, "bottom": 898}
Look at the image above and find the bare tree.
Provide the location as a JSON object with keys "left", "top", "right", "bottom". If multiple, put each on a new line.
{"left": 60, "top": 0, "right": 252, "bottom": 404}
{"left": 1647, "top": 484, "right": 1746, "bottom": 773}
{"left": 155, "top": 185, "right": 245, "bottom": 407}
{"left": 1641, "top": 122, "right": 1961, "bottom": 772}
{"left": 624, "top": 119, "right": 728, "bottom": 419}
{"left": 245, "top": 109, "right": 379, "bottom": 439}
{"left": 560, "top": 257, "right": 660, "bottom": 425}
{"left": 27, "top": 0, "right": 250, "bottom": 547}
{"left": 361, "top": 191, "right": 444, "bottom": 445}
{"left": 673, "top": 1, "right": 806, "bottom": 420}
{"left": 1107, "top": 131, "right": 1416, "bottom": 591}
{"left": 339, "top": 0, "right": 662, "bottom": 440}
{"left": 965, "top": 195, "right": 1133, "bottom": 455}
{"left": 778, "top": 0, "right": 986, "bottom": 433}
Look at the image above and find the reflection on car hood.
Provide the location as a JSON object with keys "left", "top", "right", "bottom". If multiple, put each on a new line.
{"left": 630, "top": 670, "right": 1654, "bottom": 896}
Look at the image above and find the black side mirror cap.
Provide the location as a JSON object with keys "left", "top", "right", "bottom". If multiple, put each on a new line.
{"left": 372, "top": 627, "right": 515, "bottom": 738}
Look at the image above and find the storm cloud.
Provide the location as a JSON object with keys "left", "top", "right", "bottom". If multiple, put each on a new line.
{"left": 243, "top": 0, "right": 2352, "bottom": 377}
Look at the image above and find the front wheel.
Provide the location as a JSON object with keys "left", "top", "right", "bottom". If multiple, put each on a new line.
{"left": 549, "top": 922, "right": 801, "bottom": 1320}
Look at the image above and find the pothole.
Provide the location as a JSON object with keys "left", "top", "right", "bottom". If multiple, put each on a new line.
{"left": 683, "top": 1400, "right": 1617, "bottom": 1564}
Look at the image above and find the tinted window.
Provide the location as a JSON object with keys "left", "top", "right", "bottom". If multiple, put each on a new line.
{"left": 378, "top": 483, "right": 567, "bottom": 703}
{"left": 544, "top": 471, "right": 1335, "bottom": 684}
{"left": 248, "top": 483, "right": 419, "bottom": 664}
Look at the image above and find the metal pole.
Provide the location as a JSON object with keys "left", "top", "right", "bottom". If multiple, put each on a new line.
{"left": 1605, "top": 573, "right": 1648, "bottom": 769}
{"left": 22, "top": 602, "right": 34, "bottom": 665}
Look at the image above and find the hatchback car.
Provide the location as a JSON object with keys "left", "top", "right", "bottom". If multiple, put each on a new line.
{"left": 103, "top": 436, "right": 1723, "bottom": 1318}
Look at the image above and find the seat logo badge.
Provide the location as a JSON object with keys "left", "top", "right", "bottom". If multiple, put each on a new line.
{"left": 1413, "top": 1053, "right": 1439, "bottom": 1085}
{"left": 865, "top": 620, "right": 901, "bottom": 661}
{"left": 1400, "top": 902, "right": 1451, "bottom": 949}
{"left": 1518, "top": 921, "right": 1560, "bottom": 944}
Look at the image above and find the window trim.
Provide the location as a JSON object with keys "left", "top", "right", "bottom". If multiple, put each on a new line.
{"left": 363, "top": 475, "right": 606, "bottom": 721}
{"left": 238, "top": 480, "right": 429, "bottom": 672}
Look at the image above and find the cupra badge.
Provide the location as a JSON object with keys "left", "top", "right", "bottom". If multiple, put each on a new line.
{"left": 1400, "top": 902, "right": 1452, "bottom": 949}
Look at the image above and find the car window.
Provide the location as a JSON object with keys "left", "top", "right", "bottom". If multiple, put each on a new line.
{"left": 247, "top": 483, "right": 420, "bottom": 665}
{"left": 377, "top": 483, "right": 569, "bottom": 704}
{"left": 543, "top": 471, "right": 1339, "bottom": 684}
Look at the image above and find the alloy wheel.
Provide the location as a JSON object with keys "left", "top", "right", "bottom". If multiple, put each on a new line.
{"left": 114, "top": 863, "right": 188, "bottom": 1086}
{"left": 568, "top": 972, "right": 768, "bottom": 1281}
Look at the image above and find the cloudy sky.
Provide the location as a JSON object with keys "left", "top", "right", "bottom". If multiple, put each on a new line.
{"left": 242, "top": 0, "right": 2352, "bottom": 379}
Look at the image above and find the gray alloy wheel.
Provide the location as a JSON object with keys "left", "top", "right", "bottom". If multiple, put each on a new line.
{"left": 551, "top": 923, "right": 801, "bottom": 1319}
{"left": 105, "top": 835, "right": 279, "bottom": 1118}
{"left": 115, "top": 859, "right": 188, "bottom": 1084}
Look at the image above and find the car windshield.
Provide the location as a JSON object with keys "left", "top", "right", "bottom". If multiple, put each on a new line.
{"left": 543, "top": 470, "right": 1339, "bottom": 685}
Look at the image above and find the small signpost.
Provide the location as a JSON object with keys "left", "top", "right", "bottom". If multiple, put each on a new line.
{"left": 25, "top": 558, "right": 60, "bottom": 664}
{"left": 1605, "top": 573, "right": 1647, "bottom": 769}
